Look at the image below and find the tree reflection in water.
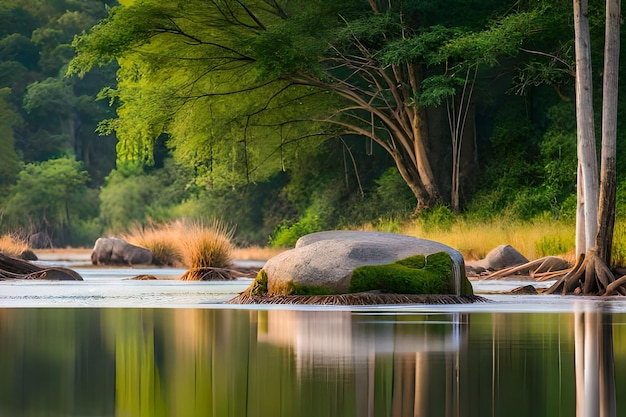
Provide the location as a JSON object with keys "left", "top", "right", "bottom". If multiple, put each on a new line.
{"left": 575, "top": 306, "right": 616, "bottom": 417}
{"left": 0, "top": 306, "right": 624, "bottom": 416}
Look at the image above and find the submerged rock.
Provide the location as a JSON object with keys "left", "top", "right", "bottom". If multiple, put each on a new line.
{"left": 242, "top": 231, "right": 473, "bottom": 299}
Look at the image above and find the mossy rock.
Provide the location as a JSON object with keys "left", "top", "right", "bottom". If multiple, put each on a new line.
{"left": 249, "top": 251, "right": 473, "bottom": 297}
{"left": 349, "top": 252, "right": 463, "bottom": 295}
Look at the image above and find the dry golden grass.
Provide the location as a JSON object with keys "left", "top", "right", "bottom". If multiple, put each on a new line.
{"left": 233, "top": 246, "right": 285, "bottom": 260}
{"left": 123, "top": 223, "right": 184, "bottom": 267}
{"left": 399, "top": 217, "right": 575, "bottom": 261}
{"left": 178, "top": 221, "right": 234, "bottom": 268}
{"left": 123, "top": 220, "right": 236, "bottom": 279}
{"left": 0, "top": 234, "right": 30, "bottom": 257}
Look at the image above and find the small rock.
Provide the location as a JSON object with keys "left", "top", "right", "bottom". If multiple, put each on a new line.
{"left": 510, "top": 285, "right": 538, "bottom": 295}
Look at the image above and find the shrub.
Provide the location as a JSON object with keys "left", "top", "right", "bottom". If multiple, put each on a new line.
{"left": 270, "top": 205, "right": 326, "bottom": 247}
{"left": 418, "top": 205, "right": 457, "bottom": 232}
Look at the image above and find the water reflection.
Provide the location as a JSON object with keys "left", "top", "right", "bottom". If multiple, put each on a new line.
{"left": 0, "top": 307, "right": 624, "bottom": 416}
{"left": 574, "top": 306, "right": 616, "bottom": 417}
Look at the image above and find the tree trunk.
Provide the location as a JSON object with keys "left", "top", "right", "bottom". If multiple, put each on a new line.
{"left": 573, "top": 0, "right": 599, "bottom": 254}
{"left": 411, "top": 106, "right": 441, "bottom": 208}
{"left": 596, "top": 0, "right": 621, "bottom": 265}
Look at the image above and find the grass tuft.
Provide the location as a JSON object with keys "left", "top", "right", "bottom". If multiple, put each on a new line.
{"left": 0, "top": 234, "right": 30, "bottom": 258}
{"left": 177, "top": 220, "right": 235, "bottom": 281}
{"left": 123, "top": 219, "right": 235, "bottom": 279}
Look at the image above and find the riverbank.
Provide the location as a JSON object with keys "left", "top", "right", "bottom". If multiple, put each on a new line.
{"left": 33, "top": 246, "right": 285, "bottom": 264}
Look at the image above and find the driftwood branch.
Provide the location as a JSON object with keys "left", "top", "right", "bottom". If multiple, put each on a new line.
{"left": 0, "top": 252, "right": 83, "bottom": 281}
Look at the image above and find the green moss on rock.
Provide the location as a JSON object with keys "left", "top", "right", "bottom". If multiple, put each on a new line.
{"left": 394, "top": 255, "right": 426, "bottom": 269}
{"left": 289, "top": 282, "right": 335, "bottom": 295}
{"left": 462, "top": 275, "right": 474, "bottom": 295}
{"left": 349, "top": 252, "right": 453, "bottom": 295}
{"left": 250, "top": 269, "right": 269, "bottom": 295}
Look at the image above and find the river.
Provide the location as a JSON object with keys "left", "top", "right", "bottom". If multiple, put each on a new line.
{"left": 0, "top": 258, "right": 624, "bottom": 416}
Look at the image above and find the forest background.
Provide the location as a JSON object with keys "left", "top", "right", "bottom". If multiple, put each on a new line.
{"left": 0, "top": 0, "right": 624, "bottom": 263}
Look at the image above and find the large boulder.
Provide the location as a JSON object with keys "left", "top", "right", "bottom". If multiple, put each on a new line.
{"left": 91, "top": 237, "right": 154, "bottom": 266}
{"left": 249, "top": 231, "right": 472, "bottom": 296}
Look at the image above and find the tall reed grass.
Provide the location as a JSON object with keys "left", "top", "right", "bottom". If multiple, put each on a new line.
{"left": 178, "top": 221, "right": 235, "bottom": 280}
{"left": 124, "top": 220, "right": 235, "bottom": 280}
{"left": 400, "top": 217, "right": 575, "bottom": 261}
{"left": 397, "top": 217, "right": 576, "bottom": 261}
{"left": 123, "top": 223, "right": 184, "bottom": 266}
{"left": 394, "top": 216, "right": 626, "bottom": 267}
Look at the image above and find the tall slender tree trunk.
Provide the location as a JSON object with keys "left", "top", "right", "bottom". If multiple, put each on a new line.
{"left": 596, "top": 0, "right": 621, "bottom": 265}
{"left": 573, "top": 0, "right": 599, "bottom": 255}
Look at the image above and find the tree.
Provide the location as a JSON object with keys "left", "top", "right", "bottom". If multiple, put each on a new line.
{"left": 2, "top": 157, "right": 97, "bottom": 246}
{"left": 69, "top": 0, "right": 541, "bottom": 210}
{"left": 596, "top": 0, "right": 620, "bottom": 266}
{"left": 547, "top": 0, "right": 622, "bottom": 296}
{"left": 0, "top": 88, "right": 22, "bottom": 197}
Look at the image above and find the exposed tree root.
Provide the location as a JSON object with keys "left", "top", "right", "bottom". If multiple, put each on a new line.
{"left": 228, "top": 293, "right": 489, "bottom": 305}
{"left": 179, "top": 266, "right": 257, "bottom": 281}
{"left": 544, "top": 249, "right": 626, "bottom": 296}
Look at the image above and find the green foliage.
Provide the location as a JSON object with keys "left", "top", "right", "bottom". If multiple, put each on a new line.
{"left": 349, "top": 252, "right": 453, "bottom": 295}
{"left": 70, "top": 0, "right": 336, "bottom": 183}
{"left": 466, "top": 97, "right": 548, "bottom": 219}
{"left": 0, "top": 88, "right": 21, "bottom": 196}
{"left": 418, "top": 205, "right": 457, "bottom": 232}
{"left": 270, "top": 204, "right": 327, "bottom": 248}
{"left": 98, "top": 169, "right": 162, "bottom": 232}
{"left": 539, "top": 102, "right": 577, "bottom": 202}
{"left": 440, "top": 10, "right": 543, "bottom": 67}
{"left": 381, "top": 26, "right": 461, "bottom": 67}
{"left": 2, "top": 157, "right": 97, "bottom": 246}
{"left": 535, "top": 235, "right": 575, "bottom": 258}
{"left": 369, "top": 167, "right": 417, "bottom": 217}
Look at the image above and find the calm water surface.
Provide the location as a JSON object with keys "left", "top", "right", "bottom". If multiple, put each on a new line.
{"left": 1, "top": 266, "right": 625, "bottom": 416}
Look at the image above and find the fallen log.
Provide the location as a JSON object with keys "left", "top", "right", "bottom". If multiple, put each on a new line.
{"left": 0, "top": 252, "right": 83, "bottom": 281}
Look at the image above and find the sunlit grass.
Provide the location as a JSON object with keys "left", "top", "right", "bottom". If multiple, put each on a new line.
{"left": 0, "top": 234, "right": 30, "bottom": 257}
{"left": 178, "top": 220, "right": 235, "bottom": 281}
{"left": 399, "top": 217, "right": 576, "bottom": 261}
{"left": 123, "top": 223, "right": 184, "bottom": 267}
{"left": 233, "top": 245, "right": 285, "bottom": 260}
{"left": 123, "top": 220, "right": 236, "bottom": 279}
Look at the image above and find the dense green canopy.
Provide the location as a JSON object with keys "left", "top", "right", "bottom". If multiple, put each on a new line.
{"left": 70, "top": 0, "right": 550, "bottom": 207}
